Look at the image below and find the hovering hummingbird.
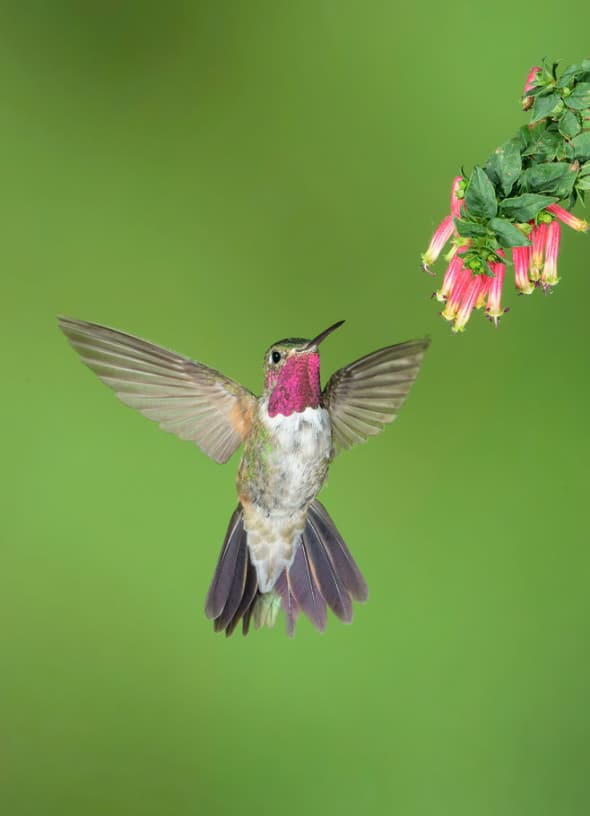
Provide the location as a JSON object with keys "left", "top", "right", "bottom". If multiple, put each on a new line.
{"left": 58, "top": 317, "right": 429, "bottom": 637}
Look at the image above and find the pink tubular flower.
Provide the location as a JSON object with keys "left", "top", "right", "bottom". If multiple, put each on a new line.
{"left": 546, "top": 204, "right": 588, "bottom": 233}
{"left": 541, "top": 221, "right": 561, "bottom": 288}
{"left": 453, "top": 274, "right": 487, "bottom": 333}
{"left": 440, "top": 267, "right": 471, "bottom": 323}
{"left": 422, "top": 214, "right": 454, "bottom": 270}
{"left": 524, "top": 66, "right": 541, "bottom": 95}
{"left": 422, "top": 176, "right": 464, "bottom": 271}
{"left": 522, "top": 66, "right": 541, "bottom": 110}
{"left": 475, "top": 275, "right": 492, "bottom": 310}
{"left": 513, "top": 246, "right": 534, "bottom": 295}
{"left": 435, "top": 247, "right": 469, "bottom": 303}
{"left": 529, "top": 222, "right": 548, "bottom": 281}
{"left": 485, "top": 260, "right": 507, "bottom": 327}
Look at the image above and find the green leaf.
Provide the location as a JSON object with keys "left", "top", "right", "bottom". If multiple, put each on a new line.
{"left": 464, "top": 166, "right": 497, "bottom": 219}
{"left": 540, "top": 59, "right": 559, "bottom": 84}
{"left": 519, "top": 121, "right": 547, "bottom": 153}
{"left": 556, "top": 63, "right": 583, "bottom": 88}
{"left": 485, "top": 138, "right": 521, "bottom": 196}
{"left": 522, "top": 127, "right": 564, "bottom": 162}
{"left": 499, "top": 193, "right": 557, "bottom": 221}
{"left": 489, "top": 218, "right": 531, "bottom": 248}
{"left": 531, "top": 92, "right": 561, "bottom": 123}
{"left": 576, "top": 175, "right": 590, "bottom": 192}
{"left": 519, "top": 162, "right": 577, "bottom": 198}
{"left": 554, "top": 171, "right": 578, "bottom": 199}
{"left": 558, "top": 110, "right": 581, "bottom": 139}
{"left": 570, "top": 132, "right": 590, "bottom": 162}
{"left": 523, "top": 85, "right": 546, "bottom": 98}
{"left": 565, "top": 82, "right": 590, "bottom": 111}
{"left": 454, "top": 218, "right": 489, "bottom": 238}
{"left": 554, "top": 140, "right": 568, "bottom": 162}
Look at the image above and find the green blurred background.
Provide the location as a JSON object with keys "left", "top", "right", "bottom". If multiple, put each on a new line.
{"left": 2, "top": 2, "right": 589, "bottom": 814}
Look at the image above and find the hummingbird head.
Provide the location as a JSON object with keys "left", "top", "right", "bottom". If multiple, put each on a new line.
{"left": 264, "top": 320, "right": 344, "bottom": 417}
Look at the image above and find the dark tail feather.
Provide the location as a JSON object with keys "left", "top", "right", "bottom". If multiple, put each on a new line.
{"left": 242, "top": 594, "right": 257, "bottom": 636}
{"left": 278, "top": 499, "right": 368, "bottom": 635}
{"left": 274, "top": 571, "right": 299, "bottom": 637}
{"left": 308, "top": 500, "right": 369, "bottom": 602}
{"left": 205, "top": 505, "right": 258, "bottom": 636}
{"left": 213, "top": 536, "right": 247, "bottom": 633}
{"left": 304, "top": 516, "right": 353, "bottom": 623}
{"left": 226, "top": 559, "right": 258, "bottom": 637}
{"left": 289, "top": 540, "right": 328, "bottom": 633}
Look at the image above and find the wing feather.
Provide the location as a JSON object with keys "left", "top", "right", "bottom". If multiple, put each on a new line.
{"left": 323, "top": 338, "right": 430, "bottom": 453}
{"left": 58, "top": 317, "right": 257, "bottom": 464}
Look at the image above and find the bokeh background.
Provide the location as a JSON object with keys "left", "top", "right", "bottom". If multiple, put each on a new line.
{"left": 2, "top": 3, "right": 589, "bottom": 815}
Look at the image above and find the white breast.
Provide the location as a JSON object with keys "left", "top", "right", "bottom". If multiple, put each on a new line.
{"left": 244, "top": 403, "right": 332, "bottom": 592}
{"left": 261, "top": 404, "right": 332, "bottom": 506}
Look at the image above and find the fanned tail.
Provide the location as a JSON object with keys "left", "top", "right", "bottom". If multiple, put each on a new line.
{"left": 205, "top": 500, "right": 368, "bottom": 638}
{"left": 205, "top": 506, "right": 258, "bottom": 637}
{"left": 274, "top": 499, "right": 368, "bottom": 637}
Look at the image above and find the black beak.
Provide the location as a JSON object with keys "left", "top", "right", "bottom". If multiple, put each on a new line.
{"left": 304, "top": 320, "right": 345, "bottom": 350}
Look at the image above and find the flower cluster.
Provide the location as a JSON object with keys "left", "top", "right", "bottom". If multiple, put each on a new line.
{"left": 423, "top": 59, "right": 590, "bottom": 333}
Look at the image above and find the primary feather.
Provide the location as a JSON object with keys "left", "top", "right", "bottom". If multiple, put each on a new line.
{"left": 58, "top": 317, "right": 256, "bottom": 464}
{"left": 323, "top": 338, "right": 430, "bottom": 453}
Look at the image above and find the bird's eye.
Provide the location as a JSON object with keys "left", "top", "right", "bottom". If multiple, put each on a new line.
{"left": 271, "top": 350, "right": 281, "bottom": 364}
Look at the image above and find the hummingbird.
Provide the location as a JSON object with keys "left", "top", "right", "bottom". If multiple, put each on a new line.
{"left": 58, "top": 316, "right": 429, "bottom": 637}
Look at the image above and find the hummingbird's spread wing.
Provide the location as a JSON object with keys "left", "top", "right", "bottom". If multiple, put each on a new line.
{"left": 322, "top": 338, "right": 430, "bottom": 453}
{"left": 58, "top": 317, "right": 257, "bottom": 464}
